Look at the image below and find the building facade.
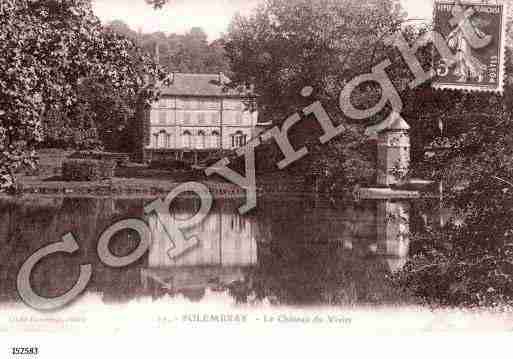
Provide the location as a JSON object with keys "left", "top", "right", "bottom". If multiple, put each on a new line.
{"left": 139, "top": 73, "right": 260, "bottom": 164}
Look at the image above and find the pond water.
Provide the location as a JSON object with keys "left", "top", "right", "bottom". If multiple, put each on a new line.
{"left": 0, "top": 195, "right": 426, "bottom": 308}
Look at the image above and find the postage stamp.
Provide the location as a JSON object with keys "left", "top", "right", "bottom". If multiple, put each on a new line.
{"left": 433, "top": 0, "right": 508, "bottom": 93}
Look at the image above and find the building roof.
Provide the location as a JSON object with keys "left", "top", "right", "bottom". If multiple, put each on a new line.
{"left": 159, "top": 73, "right": 255, "bottom": 98}
{"left": 385, "top": 113, "right": 410, "bottom": 131}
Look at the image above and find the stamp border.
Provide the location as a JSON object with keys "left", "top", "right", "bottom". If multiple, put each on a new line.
{"left": 432, "top": 0, "right": 508, "bottom": 94}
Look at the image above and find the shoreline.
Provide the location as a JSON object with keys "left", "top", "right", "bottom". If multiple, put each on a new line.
{"left": 4, "top": 177, "right": 321, "bottom": 200}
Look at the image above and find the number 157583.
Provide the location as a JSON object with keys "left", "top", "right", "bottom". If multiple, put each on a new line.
{"left": 11, "top": 347, "right": 38, "bottom": 356}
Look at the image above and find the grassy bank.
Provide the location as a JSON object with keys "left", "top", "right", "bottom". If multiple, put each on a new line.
{"left": 15, "top": 149, "right": 308, "bottom": 198}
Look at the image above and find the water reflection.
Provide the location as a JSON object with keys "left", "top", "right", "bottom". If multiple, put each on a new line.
{"left": 143, "top": 203, "right": 258, "bottom": 301}
{"left": 0, "top": 196, "right": 416, "bottom": 307}
{"left": 376, "top": 201, "right": 410, "bottom": 273}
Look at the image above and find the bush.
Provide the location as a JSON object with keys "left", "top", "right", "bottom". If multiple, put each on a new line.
{"left": 149, "top": 159, "right": 191, "bottom": 171}
{"left": 62, "top": 159, "right": 116, "bottom": 181}
{"left": 69, "top": 151, "right": 130, "bottom": 167}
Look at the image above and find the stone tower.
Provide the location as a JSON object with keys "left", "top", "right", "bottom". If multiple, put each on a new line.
{"left": 376, "top": 113, "right": 411, "bottom": 187}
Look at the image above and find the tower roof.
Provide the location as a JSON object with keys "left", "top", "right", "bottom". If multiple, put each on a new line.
{"left": 385, "top": 113, "right": 410, "bottom": 131}
{"left": 365, "top": 112, "right": 410, "bottom": 137}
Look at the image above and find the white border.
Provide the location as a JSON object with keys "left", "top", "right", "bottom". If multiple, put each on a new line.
{"left": 1, "top": 332, "right": 512, "bottom": 359}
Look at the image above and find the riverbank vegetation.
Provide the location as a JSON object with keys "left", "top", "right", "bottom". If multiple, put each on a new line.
{"left": 395, "top": 88, "right": 513, "bottom": 307}
{"left": 13, "top": 149, "right": 307, "bottom": 198}
{"left": 0, "top": 0, "right": 166, "bottom": 190}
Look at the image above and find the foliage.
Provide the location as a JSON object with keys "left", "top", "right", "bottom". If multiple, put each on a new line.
{"left": 395, "top": 115, "right": 513, "bottom": 306}
{"left": 225, "top": 0, "right": 405, "bottom": 120}
{"left": 62, "top": 159, "right": 116, "bottom": 182}
{"left": 393, "top": 41, "right": 513, "bottom": 306}
{"left": 0, "top": 0, "right": 166, "bottom": 190}
{"left": 106, "top": 22, "right": 231, "bottom": 74}
{"left": 42, "top": 77, "right": 139, "bottom": 152}
{"left": 149, "top": 159, "right": 191, "bottom": 171}
{"left": 223, "top": 0, "right": 406, "bottom": 190}
{"left": 302, "top": 126, "right": 376, "bottom": 195}
{"left": 69, "top": 151, "right": 130, "bottom": 167}
{"left": 41, "top": 105, "right": 104, "bottom": 151}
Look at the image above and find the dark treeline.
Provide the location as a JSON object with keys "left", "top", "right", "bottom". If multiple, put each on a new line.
{"left": 106, "top": 20, "right": 231, "bottom": 74}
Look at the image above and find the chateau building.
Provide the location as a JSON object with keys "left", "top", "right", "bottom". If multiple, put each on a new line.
{"left": 139, "top": 72, "right": 261, "bottom": 164}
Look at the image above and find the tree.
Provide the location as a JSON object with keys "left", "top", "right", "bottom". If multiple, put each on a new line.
{"left": 391, "top": 28, "right": 513, "bottom": 306}
{"left": 107, "top": 22, "right": 231, "bottom": 74}
{"left": 0, "top": 0, "right": 165, "bottom": 190}
{"left": 226, "top": 0, "right": 405, "bottom": 119}
{"left": 41, "top": 77, "right": 138, "bottom": 152}
{"left": 105, "top": 20, "right": 137, "bottom": 40}
{"left": 224, "top": 0, "right": 406, "bottom": 191}
{"left": 395, "top": 65, "right": 513, "bottom": 307}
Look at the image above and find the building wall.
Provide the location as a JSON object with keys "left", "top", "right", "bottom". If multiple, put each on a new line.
{"left": 377, "top": 131, "right": 410, "bottom": 186}
{"left": 146, "top": 96, "right": 258, "bottom": 152}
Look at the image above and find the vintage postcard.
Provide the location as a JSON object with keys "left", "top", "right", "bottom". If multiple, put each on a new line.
{"left": 1, "top": 0, "right": 513, "bottom": 357}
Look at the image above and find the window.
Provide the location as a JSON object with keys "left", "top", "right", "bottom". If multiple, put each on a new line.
{"left": 150, "top": 110, "right": 159, "bottom": 125}
{"left": 202, "top": 100, "right": 220, "bottom": 110}
{"left": 183, "top": 131, "right": 192, "bottom": 148}
{"left": 152, "top": 134, "right": 159, "bottom": 148}
{"left": 210, "top": 131, "right": 220, "bottom": 149}
{"left": 196, "top": 131, "right": 206, "bottom": 149}
{"left": 158, "top": 131, "right": 167, "bottom": 149}
{"left": 232, "top": 131, "right": 247, "bottom": 148}
{"left": 198, "top": 112, "right": 206, "bottom": 125}
{"left": 159, "top": 110, "right": 167, "bottom": 125}
{"left": 166, "top": 133, "right": 172, "bottom": 148}
{"left": 159, "top": 98, "right": 172, "bottom": 109}
{"left": 210, "top": 112, "right": 219, "bottom": 124}
{"left": 185, "top": 99, "right": 200, "bottom": 110}
{"left": 184, "top": 112, "right": 191, "bottom": 125}
{"left": 224, "top": 100, "right": 242, "bottom": 110}
{"left": 231, "top": 214, "right": 244, "bottom": 233}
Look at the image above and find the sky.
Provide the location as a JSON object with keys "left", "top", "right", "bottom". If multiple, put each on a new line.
{"left": 92, "top": 0, "right": 434, "bottom": 41}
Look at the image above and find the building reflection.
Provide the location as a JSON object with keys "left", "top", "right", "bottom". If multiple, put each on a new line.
{"left": 142, "top": 201, "right": 258, "bottom": 300}
{"left": 140, "top": 198, "right": 412, "bottom": 303}
{"left": 0, "top": 196, "right": 416, "bottom": 306}
{"left": 0, "top": 196, "right": 414, "bottom": 306}
{"left": 315, "top": 200, "right": 411, "bottom": 272}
